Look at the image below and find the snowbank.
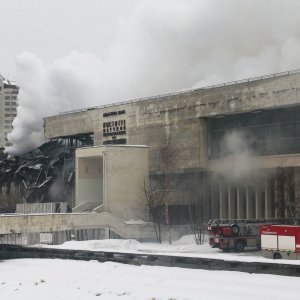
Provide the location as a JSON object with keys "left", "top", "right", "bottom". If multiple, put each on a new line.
{"left": 40, "top": 235, "right": 300, "bottom": 265}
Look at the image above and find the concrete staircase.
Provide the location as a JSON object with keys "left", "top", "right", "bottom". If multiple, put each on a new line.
{"left": 0, "top": 212, "right": 190, "bottom": 243}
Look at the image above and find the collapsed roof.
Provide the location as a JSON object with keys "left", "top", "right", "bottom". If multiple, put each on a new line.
{"left": 0, "top": 140, "right": 74, "bottom": 205}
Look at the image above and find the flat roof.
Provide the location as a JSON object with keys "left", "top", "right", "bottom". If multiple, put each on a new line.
{"left": 45, "top": 68, "right": 300, "bottom": 118}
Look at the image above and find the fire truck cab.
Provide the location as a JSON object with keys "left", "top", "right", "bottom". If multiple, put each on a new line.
{"left": 260, "top": 224, "right": 300, "bottom": 259}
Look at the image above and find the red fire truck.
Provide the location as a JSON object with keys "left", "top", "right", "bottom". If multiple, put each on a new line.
{"left": 207, "top": 218, "right": 284, "bottom": 252}
{"left": 260, "top": 224, "right": 300, "bottom": 259}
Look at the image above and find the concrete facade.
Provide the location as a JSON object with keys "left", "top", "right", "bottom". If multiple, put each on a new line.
{"left": 0, "top": 212, "right": 190, "bottom": 243}
{"left": 43, "top": 70, "right": 300, "bottom": 223}
{"left": 74, "top": 145, "right": 149, "bottom": 221}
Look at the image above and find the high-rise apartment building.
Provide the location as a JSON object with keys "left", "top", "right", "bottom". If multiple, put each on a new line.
{"left": 0, "top": 75, "right": 19, "bottom": 149}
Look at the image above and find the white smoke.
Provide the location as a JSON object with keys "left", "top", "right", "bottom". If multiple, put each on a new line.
{"left": 6, "top": 0, "right": 300, "bottom": 154}
{"left": 219, "top": 131, "right": 255, "bottom": 180}
{"left": 212, "top": 131, "right": 274, "bottom": 181}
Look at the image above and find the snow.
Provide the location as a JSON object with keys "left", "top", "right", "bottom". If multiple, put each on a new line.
{"left": 0, "top": 258, "right": 300, "bottom": 300}
{"left": 1, "top": 235, "right": 300, "bottom": 299}
{"left": 40, "top": 235, "right": 300, "bottom": 266}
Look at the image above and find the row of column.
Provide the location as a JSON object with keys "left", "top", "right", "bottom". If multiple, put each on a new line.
{"left": 215, "top": 180, "right": 274, "bottom": 219}
{"left": 210, "top": 172, "right": 300, "bottom": 220}
{"left": 208, "top": 175, "right": 296, "bottom": 220}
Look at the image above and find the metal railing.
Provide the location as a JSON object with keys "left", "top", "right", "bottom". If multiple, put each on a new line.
{"left": 55, "top": 68, "right": 300, "bottom": 117}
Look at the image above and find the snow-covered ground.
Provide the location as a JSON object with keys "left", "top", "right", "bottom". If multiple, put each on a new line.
{"left": 0, "top": 258, "right": 300, "bottom": 300}
{"left": 1, "top": 235, "right": 300, "bottom": 299}
{"left": 40, "top": 234, "right": 300, "bottom": 265}
{"left": 0, "top": 235, "right": 300, "bottom": 300}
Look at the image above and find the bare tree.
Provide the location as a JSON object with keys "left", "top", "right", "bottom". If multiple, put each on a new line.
{"left": 143, "top": 137, "right": 175, "bottom": 244}
{"left": 144, "top": 182, "right": 164, "bottom": 243}
{"left": 188, "top": 195, "right": 205, "bottom": 245}
{"left": 274, "top": 167, "right": 299, "bottom": 224}
{"left": 159, "top": 137, "right": 175, "bottom": 244}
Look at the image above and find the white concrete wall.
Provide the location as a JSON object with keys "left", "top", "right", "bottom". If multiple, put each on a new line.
{"left": 77, "top": 156, "right": 103, "bottom": 206}
{"left": 104, "top": 146, "right": 149, "bottom": 221}
{"left": 75, "top": 145, "right": 149, "bottom": 221}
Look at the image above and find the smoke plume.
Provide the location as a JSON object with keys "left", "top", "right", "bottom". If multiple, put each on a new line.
{"left": 6, "top": 0, "right": 300, "bottom": 154}
{"left": 215, "top": 131, "right": 257, "bottom": 181}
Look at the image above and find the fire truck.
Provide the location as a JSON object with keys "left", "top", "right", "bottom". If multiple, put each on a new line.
{"left": 260, "top": 224, "right": 300, "bottom": 259}
{"left": 207, "top": 218, "right": 284, "bottom": 252}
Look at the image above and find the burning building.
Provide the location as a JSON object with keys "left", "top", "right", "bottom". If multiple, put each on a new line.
{"left": 2, "top": 69, "right": 300, "bottom": 225}
{"left": 42, "top": 69, "right": 300, "bottom": 224}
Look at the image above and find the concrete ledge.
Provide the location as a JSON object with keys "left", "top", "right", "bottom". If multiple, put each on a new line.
{"left": 1, "top": 244, "right": 300, "bottom": 277}
{"left": 209, "top": 153, "right": 300, "bottom": 172}
{"left": 72, "top": 202, "right": 100, "bottom": 212}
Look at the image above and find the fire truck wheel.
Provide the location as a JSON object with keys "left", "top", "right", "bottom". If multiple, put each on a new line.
{"left": 236, "top": 240, "right": 245, "bottom": 252}
{"left": 231, "top": 224, "right": 240, "bottom": 235}
{"left": 273, "top": 252, "right": 282, "bottom": 259}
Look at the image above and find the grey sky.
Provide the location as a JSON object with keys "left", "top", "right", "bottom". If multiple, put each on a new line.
{"left": 2, "top": 0, "right": 300, "bottom": 154}
{"left": 0, "top": 0, "right": 138, "bottom": 78}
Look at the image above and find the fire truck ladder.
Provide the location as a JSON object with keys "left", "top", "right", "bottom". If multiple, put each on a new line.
{"left": 207, "top": 218, "right": 287, "bottom": 227}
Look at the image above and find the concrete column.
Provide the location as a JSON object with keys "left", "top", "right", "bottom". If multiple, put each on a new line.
{"left": 210, "top": 181, "right": 218, "bottom": 219}
{"left": 246, "top": 187, "right": 255, "bottom": 219}
{"left": 284, "top": 186, "right": 289, "bottom": 218}
{"left": 219, "top": 182, "right": 226, "bottom": 219}
{"left": 264, "top": 178, "right": 272, "bottom": 218}
{"left": 104, "top": 228, "right": 110, "bottom": 239}
{"left": 237, "top": 186, "right": 245, "bottom": 219}
{"left": 274, "top": 178, "right": 279, "bottom": 218}
{"left": 246, "top": 186, "right": 250, "bottom": 219}
{"left": 294, "top": 167, "right": 300, "bottom": 220}
{"left": 199, "top": 118, "right": 208, "bottom": 168}
{"left": 228, "top": 184, "right": 235, "bottom": 219}
{"left": 255, "top": 186, "right": 262, "bottom": 219}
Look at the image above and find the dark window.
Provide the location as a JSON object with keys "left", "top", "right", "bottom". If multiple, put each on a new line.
{"left": 209, "top": 106, "right": 300, "bottom": 158}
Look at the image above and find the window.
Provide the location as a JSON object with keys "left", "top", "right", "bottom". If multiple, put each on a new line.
{"left": 5, "top": 96, "right": 10, "bottom": 100}
{"left": 209, "top": 106, "right": 300, "bottom": 158}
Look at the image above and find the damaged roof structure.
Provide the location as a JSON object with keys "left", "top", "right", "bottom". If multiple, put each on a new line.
{"left": 0, "top": 134, "right": 93, "bottom": 213}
